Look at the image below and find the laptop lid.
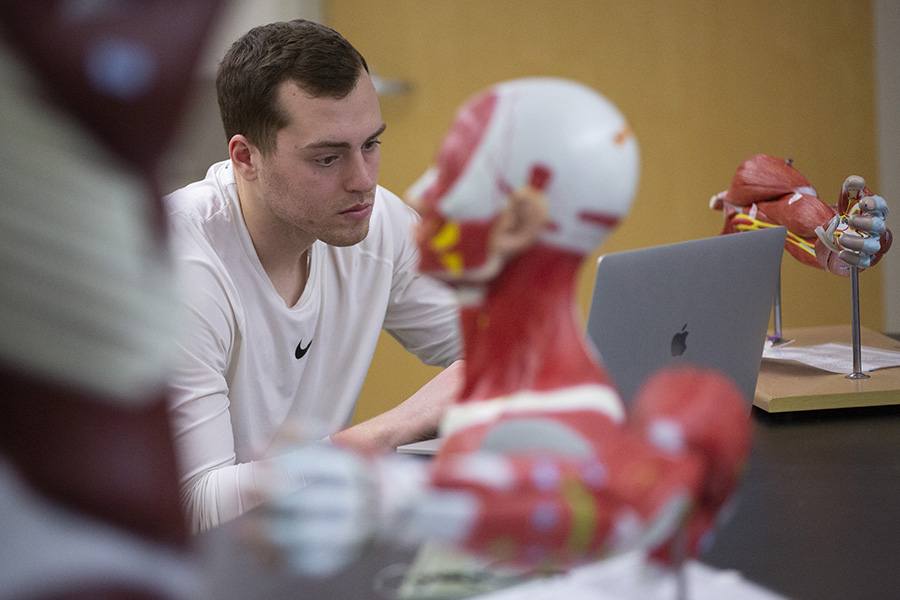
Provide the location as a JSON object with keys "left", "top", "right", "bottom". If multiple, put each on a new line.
{"left": 585, "top": 226, "right": 786, "bottom": 407}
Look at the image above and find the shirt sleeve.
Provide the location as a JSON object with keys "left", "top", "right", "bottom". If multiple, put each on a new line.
{"left": 165, "top": 216, "right": 300, "bottom": 532}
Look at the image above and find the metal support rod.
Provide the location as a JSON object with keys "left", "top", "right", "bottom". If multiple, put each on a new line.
{"left": 847, "top": 265, "right": 870, "bottom": 379}
{"left": 771, "top": 269, "right": 783, "bottom": 343}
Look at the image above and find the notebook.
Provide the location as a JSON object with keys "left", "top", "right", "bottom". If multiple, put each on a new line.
{"left": 585, "top": 226, "right": 786, "bottom": 407}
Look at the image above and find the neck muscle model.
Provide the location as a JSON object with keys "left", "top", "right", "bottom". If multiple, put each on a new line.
{"left": 459, "top": 245, "right": 613, "bottom": 402}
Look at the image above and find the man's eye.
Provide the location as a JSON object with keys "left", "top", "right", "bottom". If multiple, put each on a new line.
{"left": 363, "top": 140, "right": 382, "bottom": 151}
{"left": 316, "top": 156, "right": 339, "bottom": 166}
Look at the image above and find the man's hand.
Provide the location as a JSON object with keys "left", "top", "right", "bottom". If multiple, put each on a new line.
{"left": 331, "top": 360, "right": 465, "bottom": 453}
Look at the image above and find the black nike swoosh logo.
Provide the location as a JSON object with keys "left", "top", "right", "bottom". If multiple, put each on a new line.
{"left": 295, "top": 339, "right": 312, "bottom": 360}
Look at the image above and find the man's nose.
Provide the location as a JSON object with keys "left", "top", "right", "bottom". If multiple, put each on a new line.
{"left": 344, "top": 151, "right": 378, "bottom": 192}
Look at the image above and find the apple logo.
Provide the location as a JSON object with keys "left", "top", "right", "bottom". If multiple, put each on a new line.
{"left": 671, "top": 324, "right": 688, "bottom": 357}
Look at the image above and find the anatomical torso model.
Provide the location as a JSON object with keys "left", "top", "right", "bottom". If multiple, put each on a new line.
{"left": 255, "top": 79, "right": 755, "bottom": 587}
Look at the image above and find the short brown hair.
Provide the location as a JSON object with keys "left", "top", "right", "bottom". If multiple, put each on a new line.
{"left": 216, "top": 19, "right": 369, "bottom": 154}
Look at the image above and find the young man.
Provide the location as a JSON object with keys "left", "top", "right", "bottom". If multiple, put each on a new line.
{"left": 163, "top": 20, "right": 462, "bottom": 532}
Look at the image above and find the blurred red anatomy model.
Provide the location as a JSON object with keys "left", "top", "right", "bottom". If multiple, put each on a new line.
{"left": 257, "top": 78, "right": 753, "bottom": 576}
{"left": 0, "top": 3, "right": 221, "bottom": 599}
{"left": 710, "top": 154, "right": 891, "bottom": 276}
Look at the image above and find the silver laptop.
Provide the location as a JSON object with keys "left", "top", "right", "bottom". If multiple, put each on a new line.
{"left": 585, "top": 226, "right": 786, "bottom": 407}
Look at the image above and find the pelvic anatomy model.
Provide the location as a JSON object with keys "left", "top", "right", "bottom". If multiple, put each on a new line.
{"left": 257, "top": 78, "right": 753, "bottom": 576}
{"left": 710, "top": 154, "right": 892, "bottom": 276}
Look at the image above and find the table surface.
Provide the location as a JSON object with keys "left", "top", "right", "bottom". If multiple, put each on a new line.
{"left": 702, "top": 403, "right": 900, "bottom": 600}
{"left": 197, "top": 403, "right": 900, "bottom": 600}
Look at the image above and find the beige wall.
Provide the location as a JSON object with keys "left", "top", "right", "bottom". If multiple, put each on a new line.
{"left": 875, "top": 0, "right": 900, "bottom": 333}
{"left": 161, "top": 0, "right": 325, "bottom": 192}
{"left": 327, "top": 0, "right": 884, "bottom": 423}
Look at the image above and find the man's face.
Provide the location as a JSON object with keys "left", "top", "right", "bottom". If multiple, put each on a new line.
{"left": 254, "top": 71, "right": 385, "bottom": 247}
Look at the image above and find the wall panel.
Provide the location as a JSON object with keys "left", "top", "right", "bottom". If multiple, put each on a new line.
{"left": 327, "top": 0, "right": 882, "bottom": 422}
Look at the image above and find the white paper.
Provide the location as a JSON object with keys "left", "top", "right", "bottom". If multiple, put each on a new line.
{"left": 467, "top": 552, "right": 789, "bottom": 600}
{"left": 762, "top": 342, "right": 900, "bottom": 373}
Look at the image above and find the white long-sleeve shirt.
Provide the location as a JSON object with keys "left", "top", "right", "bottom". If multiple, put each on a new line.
{"left": 163, "top": 161, "right": 460, "bottom": 532}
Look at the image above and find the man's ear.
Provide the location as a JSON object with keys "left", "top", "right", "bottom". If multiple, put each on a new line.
{"left": 228, "top": 135, "right": 260, "bottom": 182}
{"left": 489, "top": 186, "right": 549, "bottom": 260}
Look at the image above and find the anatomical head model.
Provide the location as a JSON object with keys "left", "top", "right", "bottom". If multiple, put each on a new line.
{"left": 253, "top": 79, "right": 755, "bottom": 591}
{"left": 408, "top": 78, "right": 639, "bottom": 408}
{"left": 408, "top": 77, "right": 638, "bottom": 286}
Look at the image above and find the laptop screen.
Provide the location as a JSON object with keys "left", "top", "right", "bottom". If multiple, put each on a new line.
{"left": 585, "top": 227, "right": 786, "bottom": 407}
